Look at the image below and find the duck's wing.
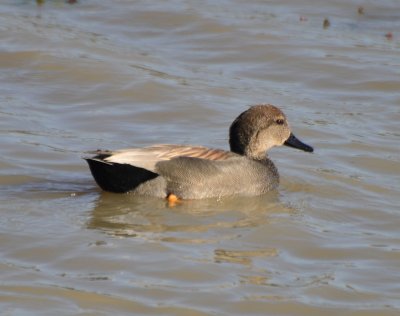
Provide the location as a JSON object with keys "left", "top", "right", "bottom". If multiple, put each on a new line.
{"left": 94, "top": 144, "right": 237, "bottom": 173}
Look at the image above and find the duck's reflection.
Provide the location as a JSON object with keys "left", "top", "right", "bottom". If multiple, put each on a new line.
{"left": 87, "top": 191, "right": 288, "bottom": 243}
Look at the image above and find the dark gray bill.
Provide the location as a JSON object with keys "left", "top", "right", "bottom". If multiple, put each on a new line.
{"left": 284, "top": 133, "right": 314, "bottom": 153}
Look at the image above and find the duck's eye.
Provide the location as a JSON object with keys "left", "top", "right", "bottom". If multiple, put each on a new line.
{"left": 276, "top": 119, "right": 285, "bottom": 125}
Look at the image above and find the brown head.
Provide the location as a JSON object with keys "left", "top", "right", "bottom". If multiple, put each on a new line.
{"left": 229, "top": 104, "right": 313, "bottom": 160}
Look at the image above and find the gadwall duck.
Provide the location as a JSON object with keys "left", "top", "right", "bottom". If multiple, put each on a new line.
{"left": 85, "top": 104, "right": 313, "bottom": 199}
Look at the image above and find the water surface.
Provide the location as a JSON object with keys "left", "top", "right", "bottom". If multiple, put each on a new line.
{"left": 1, "top": 0, "right": 399, "bottom": 315}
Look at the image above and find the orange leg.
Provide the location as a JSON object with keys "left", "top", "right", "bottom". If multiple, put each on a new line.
{"left": 166, "top": 193, "right": 180, "bottom": 207}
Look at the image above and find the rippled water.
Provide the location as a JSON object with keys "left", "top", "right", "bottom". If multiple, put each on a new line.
{"left": 1, "top": 0, "right": 399, "bottom": 315}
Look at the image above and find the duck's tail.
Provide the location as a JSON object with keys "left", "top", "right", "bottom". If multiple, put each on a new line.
{"left": 85, "top": 158, "right": 158, "bottom": 193}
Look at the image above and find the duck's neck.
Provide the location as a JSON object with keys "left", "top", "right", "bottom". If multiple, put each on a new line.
{"left": 230, "top": 144, "right": 268, "bottom": 161}
{"left": 229, "top": 129, "right": 270, "bottom": 160}
{"left": 229, "top": 138, "right": 245, "bottom": 156}
{"left": 245, "top": 148, "right": 268, "bottom": 161}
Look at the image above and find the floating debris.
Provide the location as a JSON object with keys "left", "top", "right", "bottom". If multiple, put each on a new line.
{"left": 323, "top": 18, "right": 330, "bottom": 29}
{"left": 299, "top": 16, "right": 308, "bottom": 22}
{"left": 385, "top": 32, "right": 393, "bottom": 40}
{"left": 36, "top": 0, "right": 78, "bottom": 5}
{"left": 358, "top": 6, "right": 365, "bottom": 15}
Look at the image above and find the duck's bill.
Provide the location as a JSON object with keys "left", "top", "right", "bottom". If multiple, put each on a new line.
{"left": 284, "top": 133, "right": 314, "bottom": 153}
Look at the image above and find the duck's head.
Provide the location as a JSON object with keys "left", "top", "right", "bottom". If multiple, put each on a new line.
{"left": 229, "top": 104, "right": 313, "bottom": 159}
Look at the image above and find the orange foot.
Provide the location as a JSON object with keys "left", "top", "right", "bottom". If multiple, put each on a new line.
{"left": 166, "top": 193, "right": 181, "bottom": 207}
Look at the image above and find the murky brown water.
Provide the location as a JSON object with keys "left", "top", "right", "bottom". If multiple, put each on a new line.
{"left": 1, "top": 0, "right": 399, "bottom": 315}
